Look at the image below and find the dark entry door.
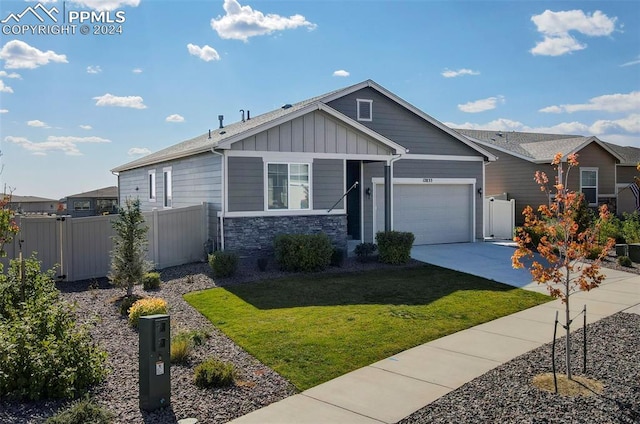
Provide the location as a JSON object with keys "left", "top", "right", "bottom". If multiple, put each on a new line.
{"left": 346, "top": 161, "right": 361, "bottom": 240}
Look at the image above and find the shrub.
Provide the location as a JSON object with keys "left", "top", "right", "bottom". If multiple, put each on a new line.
{"left": 598, "top": 214, "right": 623, "bottom": 245}
{"left": 331, "top": 248, "right": 345, "bottom": 267}
{"left": 118, "top": 294, "right": 143, "bottom": 316}
{"left": 128, "top": 297, "right": 168, "bottom": 327}
{"left": 354, "top": 242, "right": 377, "bottom": 262}
{"left": 170, "top": 338, "right": 191, "bottom": 364}
{"left": 274, "top": 233, "right": 333, "bottom": 272}
{"left": 618, "top": 255, "right": 633, "bottom": 267}
{"left": 586, "top": 246, "right": 604, "bottom": 260}
{"left": 208, "top": 251, "right": 239, "bottom": 278}
{"left": 376, "top": 231, "right": 415, "bottom": 264}
{"left": 622, "top": 212, "right": 640, "bottom": 244}
{"left": 46, "top": 397, "right": 113, "bottom": 424}
{"left": 0, "top": 257, "right": 107, "bottom": 400}
{"left": 194, "top": 358, "right": 236, "bottom": 388}
{"left": 142, "top": 272, "right": 161, "bottom": 290}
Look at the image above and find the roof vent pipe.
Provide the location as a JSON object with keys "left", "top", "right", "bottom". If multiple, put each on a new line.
{"left": 247, "top": 110, "right": 250, "bottom": 120}
{"left": 208, "top": 129, "right": 211, "bottom": 139}
{"left": 218, "top": 115, "right": 224, "bottom": 129}
{"left": 240, "top": 109, "right": 245, "bottom": 122}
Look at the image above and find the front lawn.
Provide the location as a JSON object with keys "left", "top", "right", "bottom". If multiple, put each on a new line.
{"left": 184, "top": 264, "right": 550, "bottom": 390}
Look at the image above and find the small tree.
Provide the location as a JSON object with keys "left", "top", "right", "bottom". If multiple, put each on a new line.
{"left": 109, "top": 198, "right": 151, "bottom": 297}
{"left": 0, "top": 195, "right": 19, "bottom": 258}
{"left": 512, "top": 153, "right": 615, "bottom": 380}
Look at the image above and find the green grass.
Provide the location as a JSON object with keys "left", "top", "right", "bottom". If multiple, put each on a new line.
{"left": 184, "top": 264, "right": 550, "bottom": 390}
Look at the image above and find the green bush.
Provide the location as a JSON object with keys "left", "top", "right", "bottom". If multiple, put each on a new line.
{"left": 515, "top": 224, "right": 544, "bottom": 250}
{"left": 331, "top": 248, "right": 345, "bottom": 267}
{"left": 171, "top": 328, "right": 211, "bottom": 364}
{"left": 622, "top": 212, "right": 640, "bottom": 244}
{"left": 376, "top": 231, "right": 415, "bottom": 264}
{"left": 46, "top": 396, "right": 113, "bottom": 424}
{"left": 617, "top": 255, "right": 633, "bottom": 267}
{"left": 354, "top": 242, "right": 377, "bottom": 262}
{"left": 586, "top": 245, "right": 604, "bottom": 260}
{"left": 274, "top": 233, "right": 333, "bottom": 272}
{"left": 598, "top": 215, "right": 623, "bottom": 245}
{"left": 0, "top": 258, "right": 108, "bottom": 400}
{"left": 208, "top": 251, "right": 239, "bottom": 278}
{"left": 194, "top": 358, "right": 236, "bottom": 388}
{"left": 142, "top": 272, "right": 161, "bottom": 290}
{"left": 128, "top": 297, "right": 168, "bottom": 327}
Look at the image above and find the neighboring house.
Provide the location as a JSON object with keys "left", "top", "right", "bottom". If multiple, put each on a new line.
{"left": 112, "top": 80, "right": 496, "bottom": 254}
{"left": 6, "top": 195, "right": 59, "bottom": 214}
{"left": 455, "top": 129, "right": 640, "bottom": 223}
{"left": 65, "top": 186, "right": 119, "bottom": 218}
{"left": 600, "top": 142, "right": 640, "bottom": 215}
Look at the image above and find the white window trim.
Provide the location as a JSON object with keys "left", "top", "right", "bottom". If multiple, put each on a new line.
{"left": 264, "top": 162, "right": 312, "bottom": 211}
{"left": 356, "top": 98, "right": 373, "bottom": 122}
{"left": 163, "top": 166, "right": 172, "bottom": 208}
{"left": 580, "top": 167, "right": 598, "bottom": 207}
{"left": 148, "top": 170, "right": 156, "bottom": 202}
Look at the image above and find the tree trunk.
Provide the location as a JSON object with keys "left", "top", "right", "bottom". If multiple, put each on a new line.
{"left": 565, "top": 274, "right": 572, "bottom": 380}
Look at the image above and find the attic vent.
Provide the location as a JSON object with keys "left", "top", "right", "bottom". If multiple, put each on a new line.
{"left": 282, "top": 104, "right": 292, "bottom": 109}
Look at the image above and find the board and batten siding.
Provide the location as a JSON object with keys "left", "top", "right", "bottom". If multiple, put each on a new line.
{"left": 313, "top": 159, "right": 344, "bottom": 210}
{"left": 327, "top": 87, "right": 480, "bottom": 157}
{"left": 227, "top": 156, "right": 264, "bottom": 212}
{"left": 118, "top": 153, "right": 222, "bottom": 212}
{"left": 230, "top": 110, "right": 393, "bottom": 156}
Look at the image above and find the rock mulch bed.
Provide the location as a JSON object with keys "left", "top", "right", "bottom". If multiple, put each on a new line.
{"left": 399, "top": 312, "right": 640, "bottom": 424}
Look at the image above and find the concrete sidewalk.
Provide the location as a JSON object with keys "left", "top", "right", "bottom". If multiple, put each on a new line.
{"left": 229, "top": 257, "right": 640, "bottom": 424}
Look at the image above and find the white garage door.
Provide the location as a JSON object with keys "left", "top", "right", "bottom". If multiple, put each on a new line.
{"left": 375, "top": 183, "right": 473, "bottom": 245}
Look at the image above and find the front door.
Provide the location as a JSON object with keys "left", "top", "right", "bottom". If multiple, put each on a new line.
{"left": 346, "top": 161, "right": 361, "bottom": 240}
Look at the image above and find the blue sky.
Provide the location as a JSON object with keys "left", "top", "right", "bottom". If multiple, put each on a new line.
{"left": 0, "top": 0, "right": 638, "bottom": 199}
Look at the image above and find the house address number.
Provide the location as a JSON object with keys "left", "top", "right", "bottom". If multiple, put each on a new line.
{"left": 422, "top": 178, "right": 433, "bottom": 183}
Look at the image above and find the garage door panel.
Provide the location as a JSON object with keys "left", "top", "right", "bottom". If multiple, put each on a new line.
{"left": 375, "top": 184, "right": 472, "bottom": 245}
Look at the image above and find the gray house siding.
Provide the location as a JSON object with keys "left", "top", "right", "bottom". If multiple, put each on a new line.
{"left": 565, "top": 142, "right": 617, "bottom": 196}
{"left": 230, "top": 110, "right": 393, "bottom": 155}
{"left": 328, "top": 87, "right": 479, "bottom": 156}
{"left": 313, "top": 159, "right": 344, "bottom": 210}
{"left": 227, "top": 156, "right": 264, "bottom": 212}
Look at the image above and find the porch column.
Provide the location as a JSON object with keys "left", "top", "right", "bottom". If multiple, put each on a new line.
{"left": 384, "top": 164, "right": 391, "bottom": 231}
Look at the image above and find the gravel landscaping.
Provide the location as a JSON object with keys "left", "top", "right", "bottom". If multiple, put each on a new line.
{"left": 0, "top": 255, "right": 637, "bottom": 424}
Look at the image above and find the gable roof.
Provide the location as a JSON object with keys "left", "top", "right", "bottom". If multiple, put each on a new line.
{"left": 66, "top": 186, "right": 118, "bottom": 199}
{"left": 7, "top": 195, "right": 58, "bottom": 203}
{"left": 112, "top": 80, "right": 494, "bottom": 172}
{"left": 601, "top": 142, "right": 640, "bottom": 166}
{"left": 455, "top": 129, "right": 625, "bottom": 164}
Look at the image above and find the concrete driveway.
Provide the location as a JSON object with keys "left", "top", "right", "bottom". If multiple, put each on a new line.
{"left": 411, "top": 242, "right": 536, "bottom": 288}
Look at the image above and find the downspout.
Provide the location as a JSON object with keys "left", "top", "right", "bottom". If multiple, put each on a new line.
{"left": 210, "top": 148, "right": 225, "bottom": 250}
{"left": 384, "top": 153, "right": 403, "bottom": 231}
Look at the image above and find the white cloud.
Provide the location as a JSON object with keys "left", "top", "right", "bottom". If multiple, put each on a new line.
{"left": 132, "top": 68, "right": 143, "bottom": 73}
{"left": 458, "top": 96, "right": 505, "bottom": 113}
{"left": 0, "top": 80, "right": 13, "bottom": 93}
{"left": 0, "top": 71, "right": 21, "bottom": 79}
{"left": 0, "top": 40, "right": 67, "bottom": 69}
{"left": 5, "top": 135, "right": 110, "bottom": 156}
{"left": 333, "top": 70, "right": 350, "bottom": 77}
{"left": 0, "top": 109, "right": 8, "bottom": 114}
{"left": 530, "top": 10, "right": 617, "bottom": 56}
{"left": 128, "top": 147, "right": 151, "bottom": 156}
{"left": 540, "top": 91, "right": 640, "bottom": 114}
{"left": 27, "top": 119, "right": 49, "bottom": 128}
{"left": 590, "top": 114, "right": 640, "bottom": 134}
{"left": 68, "top": 0, "right": 140, "bottom": 11}
{"left": 165, "top": 114, "right": 185, "bottom": 123}
{"left": 621, "top": 56, "right": 640, "bottom": 67}
{"left": 441, "top": 68, "right": 480, "bottom": 78}
{"left": 93, "top": 93, "right": 147, "bottom": 109}
{"left": 87, "top": 65, "right": 102, "bottom": 74}
{"left": 79, "top": 125, "right": 92, "bottom": 130}
{"left": 187, "top": 44, "right": 220, "bottom": 62}
{"left": 211, "top": 0, "right": 317, "bottom": 42}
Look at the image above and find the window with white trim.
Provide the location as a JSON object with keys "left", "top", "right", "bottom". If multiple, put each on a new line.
{"left": 356, "top": 99, "right": 373, "bottom": 122}
{"left": 148, "top": 170, "right": 156, "bottom": 202}
{"left": 163, "top": 167, "right": 172, "bottom": 208}
{"left": 267, "top": 163, "right": 310, "bottom": 210}
{"left": 580, "top": 168, "right": 598, "bottom": 206}
{"left": 73, "top": 200, "right": 90, "bottom": 211}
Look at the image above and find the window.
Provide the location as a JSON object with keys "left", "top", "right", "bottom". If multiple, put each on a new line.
{"left": 73, "top": 200, "right": 90, "bottom": 211}
{"left": 96, "top": 199, "right": 118, "bottom": 214}
{"left": 163, "top": 167, "right": 172, "bottom": 208}
{"left": 148, "top": 170, "right": 156, "bottom": 202}
{"left": 580, "top": 168, "right": 598, "bottom": 206}
{"left": 357, "top": 99, "right": 373, "bottom": 122}
{"left": 267, "top": 163, "right": 310, "bottom": 210}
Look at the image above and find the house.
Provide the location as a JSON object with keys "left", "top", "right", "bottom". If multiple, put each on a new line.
{"left": 455, "top": 129, "right": 640, "bottom": 223}
{"left": 112, "top": 80, "right": 496, "bottom": 255}
{"left": 65, "top": 186, "right": 119, "bottom": 218}
{"left": 5, "top": 195, "right": 59, "bottom": 215}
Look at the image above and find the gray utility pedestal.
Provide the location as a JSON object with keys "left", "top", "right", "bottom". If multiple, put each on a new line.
{"left": 139, "top": 314, "right": 171, "bottom": 411}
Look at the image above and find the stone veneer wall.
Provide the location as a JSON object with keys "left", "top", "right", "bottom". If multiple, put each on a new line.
{"left": 223, "top": 214, "right": 347, "bottom": 256}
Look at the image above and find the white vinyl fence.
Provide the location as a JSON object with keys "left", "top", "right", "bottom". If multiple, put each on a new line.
{"left": 0, "top": 203, "right": 211, "bottom": 282}
{"left": 484, "top": 197, "right": 516, "bottom": 240}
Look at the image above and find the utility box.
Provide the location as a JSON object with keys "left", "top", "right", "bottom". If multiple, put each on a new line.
{"left": 139, "top": 314, "right": 171, "bottom": 411}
